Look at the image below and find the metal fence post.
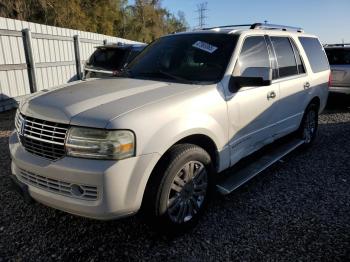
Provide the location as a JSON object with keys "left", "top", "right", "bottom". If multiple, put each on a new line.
{"left": 73, "top": 35, "right": 82, "bottom": 80}
{"left": 22, "top": 28, "right": 37, "bottom": 93}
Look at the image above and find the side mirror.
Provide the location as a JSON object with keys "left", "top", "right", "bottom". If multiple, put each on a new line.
{"left": 229, "top": 67, "right": 272, "bottom": 92}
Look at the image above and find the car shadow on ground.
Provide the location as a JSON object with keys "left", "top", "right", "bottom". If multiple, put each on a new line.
{"left": 324, "top": 93, "right": 350, "bottom": 113}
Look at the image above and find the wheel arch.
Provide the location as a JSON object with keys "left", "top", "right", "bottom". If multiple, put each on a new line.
{"left": 140, "top": 133, "right": 220, "bottom": 211}
{"left": 296, "top": 95, "right": 321, "bottom": 134}
{"left": 174, "top": 134, "right": 219, "bottom": 169}
{"left": 309, "top": 96, "right": 320, "bottom": 111}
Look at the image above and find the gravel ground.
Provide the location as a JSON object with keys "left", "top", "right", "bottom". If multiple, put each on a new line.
{"left": 0, "top": 94, "right": 349, "bottom": 261}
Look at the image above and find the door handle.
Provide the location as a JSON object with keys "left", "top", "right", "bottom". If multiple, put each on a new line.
{"left": 304, "top": 82, "right": 311, "bottom": 89}
{"left": 267, "top": 91, "right": 276, "bottom": 100}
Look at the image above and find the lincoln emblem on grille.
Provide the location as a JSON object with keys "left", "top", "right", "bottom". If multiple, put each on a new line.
{"left": 19, "top": 118, "right": 26, "bottom": 136}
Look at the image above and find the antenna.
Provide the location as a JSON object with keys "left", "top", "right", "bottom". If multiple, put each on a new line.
{"left": 196, "top": 2, "right": 208, "bottom": 29}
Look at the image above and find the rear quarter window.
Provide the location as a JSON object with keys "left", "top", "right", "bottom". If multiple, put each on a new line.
{"left": 299, "top": 37, "right": 329, "bottom": 73}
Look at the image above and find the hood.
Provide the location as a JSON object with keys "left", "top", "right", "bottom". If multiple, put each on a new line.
{"left": 21, "top": 78, "right": 198, "bottom": 128}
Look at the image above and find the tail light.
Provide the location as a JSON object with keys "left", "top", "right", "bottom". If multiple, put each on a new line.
{"left": 328, "top": 72, "right": 332, "bottom": 88}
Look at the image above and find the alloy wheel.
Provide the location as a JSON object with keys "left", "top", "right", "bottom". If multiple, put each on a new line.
{"left": 303, "top": 110, "right": 316, "bottom": 143}
{"left": 167, "top": 161, "right": 208, "bottom": 224}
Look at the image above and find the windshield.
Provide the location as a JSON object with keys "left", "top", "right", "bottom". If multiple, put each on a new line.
{"left": 325, "top": 48, "right": 350, "bottom": 65}
{"left": 125, "top": 48, "right": 144, "bottom": 63}
{"left": 126, "top": 33, "right": 238, "bottom": 84}
{"left": 87, "top": 48, "right": 129, "bottom": 70}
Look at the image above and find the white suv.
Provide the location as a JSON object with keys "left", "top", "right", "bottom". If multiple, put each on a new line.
{"left": 9, "top": 23, "right": 330, "bottom": 232}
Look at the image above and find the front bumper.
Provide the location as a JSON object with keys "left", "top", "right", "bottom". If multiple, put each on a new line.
{"left": 329, "top": 86, "right": 350, "bottom": 94}
{"left": 9, "top": 173, "right": 34, "bottom": 204}
{"left": 9, "top": 131, "right": 160, "bottom": 220}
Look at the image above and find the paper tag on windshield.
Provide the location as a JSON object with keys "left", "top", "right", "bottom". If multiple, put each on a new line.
{"left": 192, "top": 41, "right": 218, "bottom": 53}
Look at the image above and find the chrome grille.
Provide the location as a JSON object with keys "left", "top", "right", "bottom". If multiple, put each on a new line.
{"left": 15, "top": 112, "right": 68, "bottom": 160}
{"left": 15, "top": 111, "right": 23, "bottom": 132}
{"left": 18, "top": 169, "right": 98, "bottom": 201}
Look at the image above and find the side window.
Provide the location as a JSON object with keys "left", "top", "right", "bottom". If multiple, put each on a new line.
{"left": 290, "top": 40, "right": 306, "bottom": 74}
{"left": 299, "top": 37, "right": 329, "bottom": 73}
{"left": 270, "top": 37, "right": 298, "bottom": 78}
{"left": 234, "top": 36, "right": 271, "bottom": 79}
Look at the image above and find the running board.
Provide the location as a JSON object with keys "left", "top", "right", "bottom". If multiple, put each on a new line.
{"left": 216, "top": 138, "right": 304, "bottom": 195}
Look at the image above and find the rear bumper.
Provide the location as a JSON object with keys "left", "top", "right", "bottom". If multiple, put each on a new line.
{"left": 9, "top": 131, "right": 160, "bottom": 220}
{"left": 329, "top": 86, "right": 350, "bottom": 94}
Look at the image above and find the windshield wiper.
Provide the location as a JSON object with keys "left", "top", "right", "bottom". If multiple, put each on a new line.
{"left": 134, "top": 70, "right": 195, "bottom": 84}
{"left": 112, "top": 67, "right": 132, "bottom": 77}
{"left": 158, "top": 70, "right": 195, "bottom": 84}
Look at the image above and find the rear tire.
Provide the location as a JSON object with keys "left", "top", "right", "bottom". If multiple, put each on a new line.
{"left": 142, "top": 144, "right": 213, "bottom": 234}
{"left": 297, "top": 103, "right": 319, "bottom": 147}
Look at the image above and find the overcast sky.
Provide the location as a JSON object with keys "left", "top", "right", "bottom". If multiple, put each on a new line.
{"left": 161, "top": 0, "right": 350, "bottom": 44}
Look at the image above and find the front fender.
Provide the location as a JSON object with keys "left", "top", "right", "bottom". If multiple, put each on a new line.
{"left": 127, "top": 113, "right": 228, "bottom": 210}
{"left": 143, "top": 112, "right": 226, "bottom": 157}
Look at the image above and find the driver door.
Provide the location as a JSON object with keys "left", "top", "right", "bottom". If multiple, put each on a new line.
{"left": 226, "top": 35, "right": 280, "bottom": 165}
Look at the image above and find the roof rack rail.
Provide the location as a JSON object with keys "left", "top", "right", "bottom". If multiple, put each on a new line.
{"left": 324, "top": 43, "right": 350, "bottom": 47}
{"left": 202, "top": 23, "right": 304, "bottom": 33}
{"left": 251, "top": 23, "right": 304, "bottom": 32}
{"left": 202, "top": 24, "right": 252, "bottom": 30}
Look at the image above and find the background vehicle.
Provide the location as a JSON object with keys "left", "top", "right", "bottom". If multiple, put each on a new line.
{"left": 325, "top": 44, "right": 350, "bottom": 94}
{"left": 9, "top": 23, "right": 329, "bottom": 233}
{"left": 84, "top": 43, "right": 146, "bottom": 79}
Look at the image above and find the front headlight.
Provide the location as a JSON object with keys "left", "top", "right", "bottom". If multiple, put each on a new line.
{"left": 66, "top": 127, "right": 135, "bottom": 160}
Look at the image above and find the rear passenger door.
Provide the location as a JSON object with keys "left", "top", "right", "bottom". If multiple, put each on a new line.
{"left": 268, "top": 36, "right": 309, "bottom": 138}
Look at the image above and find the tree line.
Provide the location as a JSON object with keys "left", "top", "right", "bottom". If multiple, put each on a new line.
{"left": 0, "top": 0, "right": 188, "bottom": 42}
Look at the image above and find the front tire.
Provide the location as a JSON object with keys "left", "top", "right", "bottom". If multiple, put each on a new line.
{"left": 142, "top": 144, "right": 213, "bottom": 233}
